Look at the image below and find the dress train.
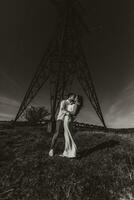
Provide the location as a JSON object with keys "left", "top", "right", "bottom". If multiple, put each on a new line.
{"left": 62, "top": 115, "right": 77, "bottom": 158}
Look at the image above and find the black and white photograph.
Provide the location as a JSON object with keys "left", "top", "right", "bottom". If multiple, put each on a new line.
{"left": 0, "top": 0, "right": 134, "bottom": 199}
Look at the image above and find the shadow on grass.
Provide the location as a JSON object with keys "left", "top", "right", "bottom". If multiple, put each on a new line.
{"left": 77, "top": 139, "right": 120, "bottom": 159}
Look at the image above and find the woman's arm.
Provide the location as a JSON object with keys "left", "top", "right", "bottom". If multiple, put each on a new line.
{"left": 69, "top": 103, "right": 79, "bottom": 116}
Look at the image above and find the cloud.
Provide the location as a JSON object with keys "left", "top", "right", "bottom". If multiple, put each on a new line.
{"left": 0, "top": 113, "right": 15, "bottom": 121}
{"left": 0, "top": 96, "right": 19, "bottom": 107}
{"left": 106, "top": 81, "right": 134, "bottom": 128}
{"left": 0, "top": 96, "right": 20, "bottom": 121}
{"left": 0, "top": 70, "right": 23, "bottom": 121}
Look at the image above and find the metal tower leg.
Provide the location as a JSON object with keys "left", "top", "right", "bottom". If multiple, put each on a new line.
{"left": 76, "top": 45, "right": 106, "bottom": 128}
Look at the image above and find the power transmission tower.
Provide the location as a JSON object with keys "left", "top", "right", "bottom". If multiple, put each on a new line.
{"left": 14, "top": 0, "right": 106, "bottom": 130}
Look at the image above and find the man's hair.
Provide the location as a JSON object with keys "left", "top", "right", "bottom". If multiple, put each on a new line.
{"left": 68, "top": 93, "right": 76, "bottom": 98}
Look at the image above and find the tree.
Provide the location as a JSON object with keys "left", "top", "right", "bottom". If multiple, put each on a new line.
{"left": 25, "top": 106, "right": 50, "bottom": 124}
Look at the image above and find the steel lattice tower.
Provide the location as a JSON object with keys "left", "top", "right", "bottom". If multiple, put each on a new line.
{"left": 14, "top": 0, "right": 107, "bottom": 130}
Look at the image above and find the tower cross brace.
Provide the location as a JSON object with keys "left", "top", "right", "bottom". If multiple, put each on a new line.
{"left": 14, "top": 0, "right": 106, "bottom": 130}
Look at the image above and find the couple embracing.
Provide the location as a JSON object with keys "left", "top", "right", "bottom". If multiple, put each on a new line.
{"left": 49, "top": 93, "right": 82, "bottom": 158}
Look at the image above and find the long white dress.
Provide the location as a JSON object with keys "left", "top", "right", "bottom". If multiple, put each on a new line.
{"left": 62, "top": 104, "right": 77, "bottom": 158}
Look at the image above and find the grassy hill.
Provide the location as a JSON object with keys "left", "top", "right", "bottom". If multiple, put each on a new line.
{"left": 0, "top": 126, "right": 134, "bottom": 200}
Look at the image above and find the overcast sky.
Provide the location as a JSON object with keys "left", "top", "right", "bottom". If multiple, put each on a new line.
{"left": 0, "top": 0, "right": 134, "bottom": 128}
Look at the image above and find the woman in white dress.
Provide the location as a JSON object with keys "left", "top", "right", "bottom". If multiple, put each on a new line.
{"left": 60, "top": 95, "right": 82, "bottom": 158}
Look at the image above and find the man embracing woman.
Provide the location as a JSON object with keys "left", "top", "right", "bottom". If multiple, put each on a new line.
{"left": 49, "top": 93, "right": 83, "bottom": 158}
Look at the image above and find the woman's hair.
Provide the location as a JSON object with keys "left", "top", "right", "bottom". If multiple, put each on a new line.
{"left": 75, "top": 95, "right": 83, "bottom": 116}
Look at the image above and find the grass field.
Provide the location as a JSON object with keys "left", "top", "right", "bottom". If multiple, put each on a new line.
{"left": 0, "top": 126, "right": 134, "bottom": 200}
